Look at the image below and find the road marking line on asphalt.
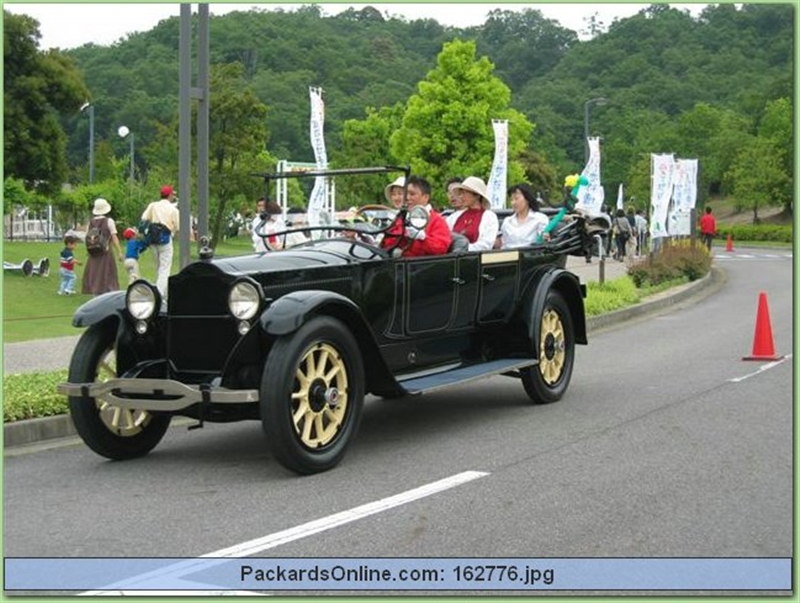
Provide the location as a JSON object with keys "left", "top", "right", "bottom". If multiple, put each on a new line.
{"left": 205, "top": 470, "right": 490, "bottom": 557}
{"left": 81, "top": 470, "right": 489, "bottom": 594}
{"left": 728, "top": 354, "right": 792, "bottom": 383}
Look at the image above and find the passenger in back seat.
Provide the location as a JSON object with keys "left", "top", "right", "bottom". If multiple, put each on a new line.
{"left": 446, "top": 176, "right": 498, "bottom": 252}
{"left": 496, "top": 183, "right": 550, "bottom": 249}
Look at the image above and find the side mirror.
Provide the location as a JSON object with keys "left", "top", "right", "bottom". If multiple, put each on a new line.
{"left": 408, "top": 206, "right": 429, "bottom": 230}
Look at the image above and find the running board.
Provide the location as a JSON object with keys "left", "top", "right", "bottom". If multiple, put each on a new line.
{"left": 398, "top": 358, "right": 537, "bottom": 395}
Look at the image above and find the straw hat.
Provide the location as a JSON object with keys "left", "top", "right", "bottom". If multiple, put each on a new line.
{"left": 454, "top": 176, "right": 491, "bottom": 209}
{"left": 92, "top": 198, "right": 111, "bottom": 216}
{"left": 384, "top": 176, "right": 406, "bottom": 202}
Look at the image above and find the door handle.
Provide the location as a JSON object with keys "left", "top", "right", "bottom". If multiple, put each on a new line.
{"left": 451, "top": 277, "right": 466, "bottom": 285}
{"left": 481, "top": 273, "right": 495, "bottom": 282}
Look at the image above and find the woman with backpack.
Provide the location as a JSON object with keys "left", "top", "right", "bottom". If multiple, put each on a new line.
{"left": 81, "top": 197, "right": 122, "bottom": 295}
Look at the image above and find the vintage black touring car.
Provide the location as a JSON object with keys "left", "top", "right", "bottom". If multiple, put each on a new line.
{"left": 59, "top": 166, "right": 604, "bottom": 474}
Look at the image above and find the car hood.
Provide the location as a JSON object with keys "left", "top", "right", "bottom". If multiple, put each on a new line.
{"left": 184, "top": 240, "right": 363, "bottom": 278}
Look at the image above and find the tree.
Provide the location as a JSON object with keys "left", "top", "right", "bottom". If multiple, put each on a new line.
{"left": 3, "top": 11, "right": 88, "bottom": 194}
{"left": 726, "top": 137, "right": 788, "bottom": 223}
{"left": 334, "top": 103, "right": 405, "bottom": 206}
{"left": 477, "top": 9, "right": 577, "bottom": 87}
{"left": 757, "top": 97, "right": 792, "bottom": 216}
{"left": 207, "top": 63, "right": 276, "bottom": 246}
{"left": 390, "top": 39, "right": 533, "bottom": 206}
{"left": 675, "top": 103, "right": 752, "bottom": 197}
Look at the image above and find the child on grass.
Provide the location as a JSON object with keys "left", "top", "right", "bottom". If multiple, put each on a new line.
{"left": 58, "top": 235, "right": 81, "bottom": 295}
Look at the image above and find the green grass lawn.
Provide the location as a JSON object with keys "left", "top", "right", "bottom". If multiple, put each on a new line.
{"left": 2, "top": 237, "right": 254, "bottom": 343}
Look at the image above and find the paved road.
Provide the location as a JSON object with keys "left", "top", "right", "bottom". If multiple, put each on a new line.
{"left": 3, "top": 251, "right": 791, "bottom": 594}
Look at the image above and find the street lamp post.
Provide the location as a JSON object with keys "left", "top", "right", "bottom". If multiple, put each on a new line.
{"left": 117, "top": 125, "right": 135, "bottom": 197}
{"left": 583, "top": 96, "right": 607, "bottom": 164}
{"left": 80, "top": 102, "right": 95, "bottom": 184}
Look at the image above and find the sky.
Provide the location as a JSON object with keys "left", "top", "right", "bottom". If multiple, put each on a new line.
{"left": 3, "top": 2, "right": 708, "bottom": 49}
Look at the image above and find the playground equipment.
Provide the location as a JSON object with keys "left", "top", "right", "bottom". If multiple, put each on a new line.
{"left": 4, "top": 257, "right": 49, "bottom": 277}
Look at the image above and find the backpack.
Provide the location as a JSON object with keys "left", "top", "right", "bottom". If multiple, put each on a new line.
{"left": 141, "top": 202, "right": 172, "bottom": 246}
{"left": 85, "top": 218, "right": 109, "bottom": 256}
{"left": 144, "top": 221, "right": 171, "bottom": 246}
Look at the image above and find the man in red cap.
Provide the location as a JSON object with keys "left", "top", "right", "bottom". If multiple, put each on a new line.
{"left": 141, "top": 184, "right": 180, "bottom": 300}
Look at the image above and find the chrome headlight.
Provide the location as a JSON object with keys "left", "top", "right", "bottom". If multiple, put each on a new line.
{"left": 228, "top": 280, "right": 261, "bottom": 321}
{"left": 126, "top": 281, "right": 159, "bottom": 320}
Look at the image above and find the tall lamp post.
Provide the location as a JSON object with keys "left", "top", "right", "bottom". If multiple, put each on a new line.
{"left": 117, "top": 125, "right": 135, "bottom": 199}
{"left": 583, "top": 96, "right": 607, "bottom": 164}
{"left": 80, "top": 102, "right": 95, "bottom": 184}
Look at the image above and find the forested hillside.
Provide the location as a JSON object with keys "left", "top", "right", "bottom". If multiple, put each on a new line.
{"left": 4, "top": 3, "right": 793, "bottom": 228}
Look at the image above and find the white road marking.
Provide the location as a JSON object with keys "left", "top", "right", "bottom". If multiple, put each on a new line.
{"left": 205, "top": 470, "right": 489, "bottom": 557}
{"left": 728, "top": 354, "right": 792, "bottom": 383}
{"left": 81, "top": 470, "right": 489, "bottom": 595}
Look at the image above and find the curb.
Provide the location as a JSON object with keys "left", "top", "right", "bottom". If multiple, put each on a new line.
{"left": 3, "top": 268, "right": 726, "bottom": 452}
{"left": 4, "top": 414, "right": 78, "bottom": 449}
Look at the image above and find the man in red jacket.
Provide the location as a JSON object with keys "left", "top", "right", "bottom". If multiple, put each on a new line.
{"left": 699, "top": 206, "right": 716, "bottom": 251}
{"left": 381, "top": 175, "right": 452, "bottom": 257}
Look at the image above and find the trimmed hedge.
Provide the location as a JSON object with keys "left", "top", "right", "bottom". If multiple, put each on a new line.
{"left": 715, "top": 224, "right": 792, "bottom": 243}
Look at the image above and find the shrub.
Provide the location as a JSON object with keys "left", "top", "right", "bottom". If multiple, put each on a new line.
{"left": 716, "top": 224, "right": 792, "bottom": 243}
{"left": 628, "top": 240, "right": 712, "bottom": 287}
{"left": 3, "top": 370, "right": 70, "bottom": 422}
{"left": 585, "top": 276, "right": 642, "bottom": 316}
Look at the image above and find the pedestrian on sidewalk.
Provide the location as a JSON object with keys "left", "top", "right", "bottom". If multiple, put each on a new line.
{"left": 613, "top": 208, "right": 633, "bottom": 261}
{"left": 634, "top": 208, "right": 648, "bottom": 256}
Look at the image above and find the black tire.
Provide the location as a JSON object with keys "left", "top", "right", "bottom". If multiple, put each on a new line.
{"left": 261, "top": 316, "right": 365, "bottom": 475}
{"left": 68, "top": 320, "right": 171, "bottom": 460}
{"left": 521, "top": 290, "right": 575, "bottom": 404}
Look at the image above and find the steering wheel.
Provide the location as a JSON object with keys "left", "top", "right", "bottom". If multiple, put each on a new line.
{"left": 354, "top": 204, "right": 398, "bottom": 228}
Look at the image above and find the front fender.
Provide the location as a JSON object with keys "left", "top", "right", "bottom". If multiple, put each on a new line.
{"left": 259, "top": 290, "right": 404, "bottom": 398}
{"left": 259, "top": 290, "right": 361, "bottom": 336}
{"left": 72, "top": 291, "right": 127, "bottom": 328}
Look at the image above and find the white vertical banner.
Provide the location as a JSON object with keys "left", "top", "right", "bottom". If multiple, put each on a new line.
{"left": 650, "top": 153, "right": 674, "bottom": 239}
{"left": 616, "top": 183, "right": 624, "bottom": 211}
{"left": 672, "top": 158, "right": 698, "bottom": 211}
{"left": 575, "top": 137, "right": 604, "bottom": 215}
{"left": 667, "top": 158, "right": 698, "bottom": 236}
{"left": 307, "top": 87, "right": 328, "bottom": 228}
{"left": 487, "top": 119, "right": 508, "bottom": 209}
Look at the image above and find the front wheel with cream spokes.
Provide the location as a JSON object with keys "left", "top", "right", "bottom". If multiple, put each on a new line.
{"left": 521, "top": 290, "right": 575, "bottom": 404}
{"left": 261, "top": 316, "right": 365, "bottom": 474}
{"left": 68, "top": 320, "right": 171, "bottom": 460}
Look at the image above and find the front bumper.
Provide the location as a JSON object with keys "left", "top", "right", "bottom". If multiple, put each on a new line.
{"left": 57, "top": 378, "right": 259, "bottom": 412}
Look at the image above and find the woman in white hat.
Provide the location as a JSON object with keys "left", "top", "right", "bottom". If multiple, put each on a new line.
{"left": 384, "top": 176, "right": 406, "bottom": 210}
{"left": 81, "top": 197, "right": 123, "bottom": 295}
{"left": 446, "top": 176, "right": 499, "bottom": 251}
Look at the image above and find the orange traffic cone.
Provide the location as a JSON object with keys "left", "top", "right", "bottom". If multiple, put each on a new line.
{"left": 743, "top": 291, "right": 782, "bottom": 361}
{"left": 726, "top": 233, "right": 734, "bottom": 252}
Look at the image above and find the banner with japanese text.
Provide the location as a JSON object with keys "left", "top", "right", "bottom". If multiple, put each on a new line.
{"left": 307, "top": 87, "right": 328, "bottom": 227}
{"left": 487, "top": 120, "right": 508, "bottom": 210}
{"left": 650, "top": 153, "right": 674, "bottom": 239}
{"left": 575, "top": 137, "right": 604, "bottom": 215}
{"left": 667, "top": 158, "right": 698, "bottom": 235}
{"left": 671, "top": 158, "right": 698, "bottom": 211}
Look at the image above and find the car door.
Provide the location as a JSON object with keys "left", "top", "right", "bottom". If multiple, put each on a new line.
{"left": 477, "top": 250, "right": 520, "bottom": 324}
{"left": 403, "top": 256, "right": 458, "bottom": 334}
